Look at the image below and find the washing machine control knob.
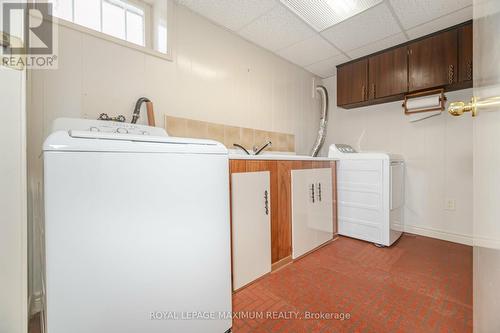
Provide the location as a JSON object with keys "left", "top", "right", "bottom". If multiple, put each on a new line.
{"left": 116, "top": 127, "right": 129, "bottom": 134}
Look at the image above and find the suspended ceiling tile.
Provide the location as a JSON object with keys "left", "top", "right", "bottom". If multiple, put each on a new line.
{"left": 388, "top": 0, "right": 472, "bottom": 30}
{"left": 176, "top": 0, "right": 278, "bottom": 31}
{"left": 406, "top": 6, "right": 473, "bottom": 40}
{"left": 347, "top": 33, "right": 408, "bottom": 59}
{"left": 239, "top": 4, "right": 316, "bottom": 51}
{"left": 305, "top": 53, "right": 350, "bottom": 78}
{"left": 277, "top": 35, "right": 341, "bottom": 67}
{"left": 321, "top": 3, "right": 402, "bottom": 52}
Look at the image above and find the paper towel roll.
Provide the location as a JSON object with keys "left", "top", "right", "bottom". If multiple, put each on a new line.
{"left": 406, "top": 94, "right": 441, "bottom": 111}
{"left": 406, "top": 94, "right": 442, "bottom": 111}
{"left": 409, "top": 110, "right": 442, "bottom": 122}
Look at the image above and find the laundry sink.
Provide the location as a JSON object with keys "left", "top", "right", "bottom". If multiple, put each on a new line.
{"left": 228, "top": 150, "right": 335, "bottom": 161}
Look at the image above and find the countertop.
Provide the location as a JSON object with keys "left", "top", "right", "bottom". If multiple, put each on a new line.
{"left": 229, "top": 151, "right": 338, "bottom": 161}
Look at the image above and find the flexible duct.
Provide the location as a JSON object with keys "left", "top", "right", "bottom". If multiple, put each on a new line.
{"left": 310, "top": 85, "right": 329, "bottom": 157}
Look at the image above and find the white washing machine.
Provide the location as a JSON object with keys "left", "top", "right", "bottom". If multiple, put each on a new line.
{"left": 329, "top": 144, "right": 405, "bottom": 246}
{"left": 43, "top": 118, "right": 232, "bottom": 333}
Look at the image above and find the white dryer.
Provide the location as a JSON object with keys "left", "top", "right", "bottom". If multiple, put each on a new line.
{"left": 329, "top": 144, "right": 405, "bottom": 246}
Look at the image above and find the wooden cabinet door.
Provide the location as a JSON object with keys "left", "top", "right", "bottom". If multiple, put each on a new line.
{"left": 408, "top": 29, "right": 458, "bottom": 91}
{"left": 369, "top": 46, "right": 408, "bottom": 99}
{"left": 458, "top": 23, "right": 473, "bottom": 83}
{"left": 291, "top": 168, "right": 333, "bottom": 259}
{"left": 231, "top": 171, "right": 271, "bottom": 290}
{"left": 337, "top": 59, "right": 368, "bottom": 105}
{"left": 274, "top": 161, "right": 292, "bottom": 264}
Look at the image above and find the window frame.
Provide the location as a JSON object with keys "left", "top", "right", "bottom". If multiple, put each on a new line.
{"left": 40, "top": 0, "right": 173, "bottom": 61}
{"left": 101, "top": 0, "right": 148, "bottom": 48}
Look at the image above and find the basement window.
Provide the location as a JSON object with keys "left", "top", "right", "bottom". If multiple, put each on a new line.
{"left": 46, "top": 0, "right": 171, "bottom": 58}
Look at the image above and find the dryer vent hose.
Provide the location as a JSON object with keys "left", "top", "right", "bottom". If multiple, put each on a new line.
{"left": 310, "top": 85, "right": 329, "bottom": 157}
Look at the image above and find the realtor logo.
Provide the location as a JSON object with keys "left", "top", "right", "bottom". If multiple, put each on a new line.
{"left": 2, "top": 2, "right": 58, "bottom": 69}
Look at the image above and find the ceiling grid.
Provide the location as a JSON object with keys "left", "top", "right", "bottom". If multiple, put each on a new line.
{"left": 177, "top": 0, "right": 473, "bottom": 78}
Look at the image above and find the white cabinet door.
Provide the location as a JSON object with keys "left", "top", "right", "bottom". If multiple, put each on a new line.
{"left": 309, "top": 169, "right": 334, "bottom": 233}
{"left": 291, "top": 168, "right": 333, "bottom": 259}
{"left": 231, "top": 171, "right": 271, "bottom": 290}
{"left": 291, "top": 169, "right": 312, "bottom": 259}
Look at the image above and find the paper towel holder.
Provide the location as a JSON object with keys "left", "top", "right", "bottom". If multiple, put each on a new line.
{"left": 403, "top": 88, "right": 447, "bottom": 115}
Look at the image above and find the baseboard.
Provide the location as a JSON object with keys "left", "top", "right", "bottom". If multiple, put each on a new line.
{"left": 232, "top": 271, "right": 271, "bottom": 294}
{"left": 271, "top": 256, "right": 292, "bottom": 272}
{"left": 292, "top": 238, "right": 335, "bottom": 262}
{"left": 404, "top": 225, "right": 473, "bottom": 246}
{"left": 472, "top": 236, "right": 500, "bottom": 249}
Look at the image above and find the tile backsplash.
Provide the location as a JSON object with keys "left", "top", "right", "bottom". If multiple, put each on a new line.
{"left": 165, "top": 116, "right": 295, "bottom": 152}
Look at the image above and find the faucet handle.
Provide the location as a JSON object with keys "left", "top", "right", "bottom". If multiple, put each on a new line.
{"left": 98, "top": 113, "right": 126, "bottom": 122}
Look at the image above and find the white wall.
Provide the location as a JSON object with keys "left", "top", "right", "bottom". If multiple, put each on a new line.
{"left": 27, "top": 2, "right": 322, "bottom": 308}
{"left": 29, "top": 3, "right": 321, "bottom": 154}
{"left": 322, "top": 76, "right": 473, "bottom": 245}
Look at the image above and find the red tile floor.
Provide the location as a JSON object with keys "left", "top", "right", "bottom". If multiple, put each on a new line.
{"left": 232, "top": 234, "right": 472, "bottom": 333}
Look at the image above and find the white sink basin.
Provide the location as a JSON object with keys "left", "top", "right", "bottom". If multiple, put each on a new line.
{"left": 228, "top": 150, "right": 335, "bottom": 161}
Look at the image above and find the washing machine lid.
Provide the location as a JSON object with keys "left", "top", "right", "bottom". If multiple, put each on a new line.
{"left": 43, "top": 130, "right": 227, "bottom": 154}
{"left": 328, "top": 145, "right": 404, "bottom": 161}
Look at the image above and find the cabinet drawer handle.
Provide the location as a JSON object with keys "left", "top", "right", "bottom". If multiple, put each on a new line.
{"left": 310, "top": 184, "right": 315, "bottom": 203}
{"left": 264, "top": 190, "right": 269, "bottom": 215}
{"left": 448, "top": 65, "right": 455, "bottom": 84}
{"left": 317, "top": 183, "right": 322, "bottom": 202}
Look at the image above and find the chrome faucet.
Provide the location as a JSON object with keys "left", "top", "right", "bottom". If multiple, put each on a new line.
{"left": 253, "top": 141, "right": 272, "bottom": 155}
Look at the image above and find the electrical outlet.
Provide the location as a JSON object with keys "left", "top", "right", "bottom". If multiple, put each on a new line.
{"left": 445, "top": 199, "right": 456, "bottom": 211}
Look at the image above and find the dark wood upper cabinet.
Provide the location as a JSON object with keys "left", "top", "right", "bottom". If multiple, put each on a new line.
{"left": 336, "top": 21, "right": 472, "bottom": 109}
{"left": 337, "top": 58, "right": 368, "bottom": 106}
{"left": 458, "top": 24, "right": 473, "bottom": 83}
{"left": 368, "top": 46, "right": 408, "bottom": 99}
{"left": 408, "top": 29, "right": 458, "bottom": 91}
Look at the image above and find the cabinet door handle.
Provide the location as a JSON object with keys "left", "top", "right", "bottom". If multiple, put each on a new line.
{"left": 310, "top": 184, "right": 315, "bottom": 203}
{"left": 467, "top": 61, "right": 472, "bottom": 81}
{"left": 361, "top": 85, "right": 366, "bottom": 100}
{"left": 264, "top": 190, "right": 269, "bottom": 215}
{"left": 371, "top": 84, "right": 376, "bottom": 99}
{"left": 317, "top": 183, "right": 322, "bottom": 202}
{"left": 448, "top": 65, "right": 455, "bottom": 84}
